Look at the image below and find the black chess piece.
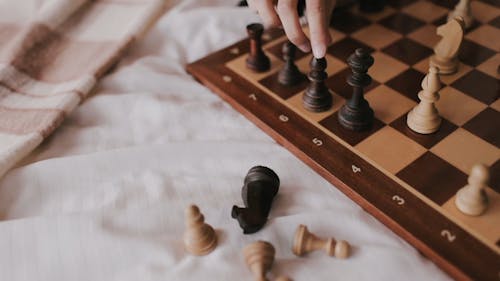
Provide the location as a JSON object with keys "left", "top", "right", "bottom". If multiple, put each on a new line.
{"left": 278, "top": 42, "right": 305, "bottom": 86}
{"left": 359, "top": 0, "right": 386, "bottom": 13}
{"left": 237, "top": 0, "right": 248, "bottom": 6}
{"left": 246, "top": 23, "right": 270, "bottom": 72}
{"left": 231, "top": 166, "right": 280, "bottom": 234}
{"left": 338, "top": 48, "right": 374, "bottom": 131}
{"left": 302, "top": 57, "right": 332, "bottom": 112}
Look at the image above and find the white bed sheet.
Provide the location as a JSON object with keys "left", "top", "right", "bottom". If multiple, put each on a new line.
{"left": 0, "top": 1, "right": 451, "bottom": 280}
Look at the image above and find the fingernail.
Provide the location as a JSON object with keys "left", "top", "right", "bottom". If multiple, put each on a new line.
{"left": 312, "top": 44, "right": 326, "bottom": 58}
{"left": 298, "top": 43, "right": 311, "bottom": 53}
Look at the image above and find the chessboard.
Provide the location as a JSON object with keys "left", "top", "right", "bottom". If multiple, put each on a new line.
{"left": 186, "top": 1, "right": 500, "bottom": 280}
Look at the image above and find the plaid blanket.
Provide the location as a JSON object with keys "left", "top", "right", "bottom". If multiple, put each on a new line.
{"left": 0, "top": 0, "right": 166, "bottom": 177}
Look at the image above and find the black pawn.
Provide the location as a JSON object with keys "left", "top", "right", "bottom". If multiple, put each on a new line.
{"left": 302, "top": 57, "right": 332, "bottom": 112}
{"left": 278, "top": 42, "right": 304, "bottom": 86}
{"left": 246, "top": 23, "right": 270, "bottom": 72}
{"left": 231, "top": 166, "right": 280, "bottom": 234}
{"left": 338, "top": 48, "right": 374, "bottom": 131}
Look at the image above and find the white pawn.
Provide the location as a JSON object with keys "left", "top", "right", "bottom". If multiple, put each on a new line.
{"left": 243, "top": 241, "right": 275, "bottom": 281}
{"left": 407, "top": 67, "right": 442, "bottom": 134}
{"left": 448, "top": 0, "right": 474, "bottom": 29}
{"left": 183, "top": 204, "right": 217, "bottom": 255}
{"left": 455, "top": 164, "right": 489, "bottom": 216}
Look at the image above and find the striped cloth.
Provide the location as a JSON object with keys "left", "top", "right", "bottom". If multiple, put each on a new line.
{"left": 0, "top": 0, "right": 166, "bottom": 177}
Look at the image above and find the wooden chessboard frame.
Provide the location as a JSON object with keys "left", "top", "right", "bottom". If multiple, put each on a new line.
{"left": 187, "top": 4, "right": 500, "bottom": 281}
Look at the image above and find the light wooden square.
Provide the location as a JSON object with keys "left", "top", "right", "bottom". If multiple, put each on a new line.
{"left": 402, "top": 1, "right": 448, "bottom": 23}
{"left": 491, "top": 99, "right": 500, "bottom": 112}
{"left": 437, "top": 87, "right": 488, "bottom": 126}
{"left": 471, "top": 1, "right": 500, "bottom": 23}
{"left": 356, "top": 126, "right": 426, "bottom": 174}
{"left": 466, "top": 25, "right": 500, "bottom": 52}
{"left": 413, "top": 58, "right": 472, "bottom": 85}
{"left": 442, "top": 188, "right": 500, "bottom": 247}
{"left": 431, "top": 128, "right": 500, "bottom": 174}
{"left": 370, "top": 52, "right": 409, "bottom": 83}
{"left": 226, "top": 52, "right": 283, "bottom": 83}
{"left": 352, "top": 24, "right": 402, "bottom": 49}
{"left": 286, "top": 91, "right": 345, "bottom": 123}
{"left": 408, "top": 25, "right": 440, "bottom": 49}
{"left": 477, "top": 53, "right": 500, "bottom": 79}
{"left": 296, "top": 54, "right": 347, "bottom": 78}
{"left": 365, "top": 85, "right": 416, "bottom": 124}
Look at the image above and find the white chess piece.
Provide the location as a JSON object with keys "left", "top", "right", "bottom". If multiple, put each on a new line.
{"left": 455, "top": 164, "right": 489, "bottom": 216}
{"left": 407, "top": 67, "right": 442, "bottom": 134}
{"left": 430, "top": 17, "right": 465, "bottom": 75}
{"left": 448, "top": 0, "right": 474, "bottom": 29}
{"left": 183, "top": 204, "right": 217, "bottom": 255}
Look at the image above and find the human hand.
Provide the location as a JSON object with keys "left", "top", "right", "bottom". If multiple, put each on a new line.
{"left": 247, "top": 0, "right": 336, "bottom": 58}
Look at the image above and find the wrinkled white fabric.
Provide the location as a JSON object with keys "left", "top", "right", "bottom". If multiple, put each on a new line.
{"left": 0, "top": 1, "right": 451, "bottom": 280}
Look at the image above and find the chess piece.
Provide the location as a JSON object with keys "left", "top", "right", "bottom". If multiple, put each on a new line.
{"left": 407, "top": 67, "right": 442, "bottom": 134}
{"left": 338, "top": 48, "right": 374, "bottom": 131}
{"left": 232, "top": 166, "right": 280, "bottom": 234}
{"left": 246, "top": 23, "right": 271, "bottom": 72}
{"left": 183, "top": 204, "right": 217, "bottom": 255}
{"left": 292, "top": 224, "right": 350, "bottom": 258}
{"left": 448, "top": 0, "right": 474, "bottom": 29}
{"left": 430, "top": 17, "right": 465, "bottom": 75}
{"left": 455, "top": 164, "right": 489, "bottom": 216}
{"left": 243, "top": 241, "right": 275, "bottom": 281}
{"left": 302, "top": 57, "right": 332, "bottom": 112}
{"left": 278, "top": 41, "right": 304, "bottom": 86}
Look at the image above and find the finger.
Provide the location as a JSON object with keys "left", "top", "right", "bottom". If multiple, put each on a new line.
{"left": 306, "top": 0, "right": 332, "bottom": 58}
{"left": 276, "top": 0, "right": 311, "bottom": 52}
{"left": 253, "top": 0, "right": 281, "bottom": 27}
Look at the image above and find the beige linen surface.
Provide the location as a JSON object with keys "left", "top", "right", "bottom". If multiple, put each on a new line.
{"left": 0, "top": 1, "right": 451, "bottom": 280}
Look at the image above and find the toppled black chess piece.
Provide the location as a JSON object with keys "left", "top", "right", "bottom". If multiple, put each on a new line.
{"left": 246, "top": 23, "right": 270, "bottom": 72}
{"left": 338, "top": 48, "right": 374, "bottom": 131}
{"left": 302, "top": 57, "right": 332, "bottom": 112}
{"left": 231, "top": 166, "right": 280, "bottom": 234}
{"left": 278, "top": 41, "right": 305, "bottom": 86}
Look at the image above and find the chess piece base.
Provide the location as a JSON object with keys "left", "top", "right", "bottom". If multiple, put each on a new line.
{"left": 302, "top": 90, "right": 332, "bottom": 112}
{"left": 455, "top": 188, "right": 488, "bottom": 216}
{"left": 430, "top": 55, "right": 458, "bottom": 75}
{"left": 183, "top": 226, "right": 218, "bottom": 256}
{"left": 246, "top": 54, "right": 270, "bottom": 73}
{"left": 406, "top": 107, "right": 441, "bottom": 135}
{"left": 338, "top": 101, "right": 374, "bottom": 131}
{"left": 278, "top": 68, "right": 305, "bottom": 86}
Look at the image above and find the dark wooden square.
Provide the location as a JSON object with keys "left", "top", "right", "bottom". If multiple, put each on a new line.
{"left": 319, "top": 111, "right": 385, "bottom": 146}
{"left": 327, "top": 37, "right": 375, "bottom": 62}
{"left": 489, "top": 16, "right": 500, "bottom": 29}
{"left": 451, "top": 70, "right": 499, "bottom": 105}
{"left": 265, "top": 41, "right": 309, "bottom": 62}
{"left": 379, "top": 13, "right": 426, "bottom": 34}
{"left": 326, "top": 68, "right": 380, "bottom": 99}
{"left": 386, "top": 0, "right": 418, "bottom": 9}
{"left": 382, "top": 38, "right": 433, "bottom": 65}
{"left": 385, "top": 68, "right": 426, "bottom": 102}
{"left": 330, "top": 10, "right": 371, "bottom": 33}
{"left": 390, "top": 113, "right": 458, "bottom": 149}
{"left": 489, "top": 159, "right": 500, "bottom": 193}
{"left": 428, "top": 0, "right": 458, "bottom": 9}
{"left": 259, "top": 71, "right": 308, "bottom": 100}
{"left": 397, "top": 151, "right": 468, "bottom": 205}
{"left": 463, "top": 107, "right": 500, "bottom": 148}
{"left": 459, "top": 39, "right": 496, "bottom": 67}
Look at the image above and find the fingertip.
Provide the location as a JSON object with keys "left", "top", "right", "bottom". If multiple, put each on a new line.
{"left": 312, "top": 43, "right": 326, "bottom": 58}
{"left": 298, "top": 43, "right": 312, "bottom": 53}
